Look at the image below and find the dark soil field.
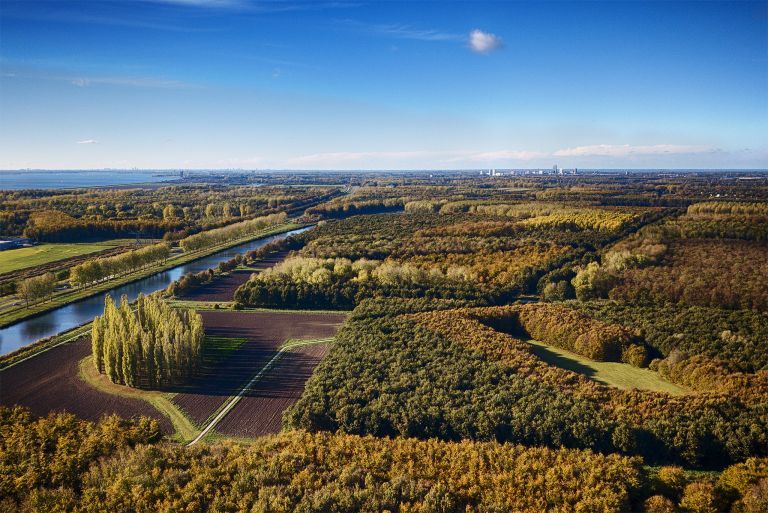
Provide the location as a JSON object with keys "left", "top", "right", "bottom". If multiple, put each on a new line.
{"left": 178, "top": 251, "right": 289, "bottom": 302}
{"left": 172, "top": 311, "right": 345, "bottom": 426}
{"left": 0, "top": 338, "right": 173, "bottom": 432}
{"left": 180, "top": 270, "right": 252, "bottom": 302}
{"left": 216, "top": 343, "right": 330, "bottom": 437}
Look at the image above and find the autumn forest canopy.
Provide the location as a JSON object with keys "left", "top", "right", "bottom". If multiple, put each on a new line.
{"left": 2, "top": 171, "right": 768, "bottom": 512}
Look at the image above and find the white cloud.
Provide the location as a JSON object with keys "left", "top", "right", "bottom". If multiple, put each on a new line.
{"left": 76, "top": 139, "right": 98, "bottom": 144}
{"left": 553, "top": 144, "right": 716, "bottom": 157}
{"left": 447, "top": 150, "right": 545, "bottom": 162}
{"left": 469, "top": 29, "right": 502, "bottom": 54}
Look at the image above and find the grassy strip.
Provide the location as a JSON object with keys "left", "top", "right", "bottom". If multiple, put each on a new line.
{"left": 0, "top": 323, "right": 92, "bottom": 370}
{"left": 279, "top": 336, "right": 335, "bottom": 350}
{"left": 203, "top": 335, "right": 248, "bottom": 366}
{"left": 168, "top": 300, "right": 236, "bottom": 310}
{"left": 0, "top": 223, "right": 302, "bottom": 328}
{"left": 525, "top": 339, "right": 689, "bottom": 395}
{"left": 78, "top": 355, "right": 200, "bottom": 443}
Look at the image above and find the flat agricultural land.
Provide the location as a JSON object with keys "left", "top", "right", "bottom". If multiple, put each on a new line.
{"left": 180, "top": 270, "right": 253, "bottom": 302}
{"left": 0, "top": 336, "right": 174, "bottom": 432}
{"left": 525, "top": 339, "right": 688, "bottom": 395}
{"left": 216, "top": 342, "right": 330, "bottom": 438}
{"left": 178, "top": 251, "right": 289, "bottom": 302}
{"left": 0, "top": 240, "right": 133, "bottom": 274}
{"left": 172, "top": 310, "right": 346, "bottom": 427}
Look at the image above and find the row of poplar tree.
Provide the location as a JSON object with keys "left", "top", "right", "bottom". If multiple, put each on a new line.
{"left": 70, "top": 243, "right": 171, "bottom": 287}
{"left": 91, "top": 293, "right": 204, "bottom": 388}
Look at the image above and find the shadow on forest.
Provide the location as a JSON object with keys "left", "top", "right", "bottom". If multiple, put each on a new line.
{"left": 476, "top": 314, "right": 602, "bottom": 382}
{"left": 525, "top": 343, "right": 601, "bottom": 381}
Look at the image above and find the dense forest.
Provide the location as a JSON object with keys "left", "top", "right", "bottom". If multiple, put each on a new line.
{"left": 2, "top": 407, "right": 766, "bottom": 513}
{"left": 553, "top": 202, "right": 768, "bottom": 310}
{"left": 236, "top": 206, "right": 661, "bottom": 308}
{"left": 287, "top": 298, "right": 767, "bottom": 467}
{"left": 0, "top": 185, "right": 336, "bottom": 241}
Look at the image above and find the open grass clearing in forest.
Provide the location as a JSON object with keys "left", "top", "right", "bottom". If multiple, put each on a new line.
{"left": 0, "top": 239, "right": 133, "bottom": 274}
{"left": 525, "top": 339, "right": 689, "bottom": 395}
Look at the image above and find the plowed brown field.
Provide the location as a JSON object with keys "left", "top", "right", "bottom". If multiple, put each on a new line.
{"left": 178, "top": 251, "right": 288, "bottom": 302}
{"left": 216, "top": 343, "right": 330, "bottom": 437}
{"left": 172, "top": 311, "right": 345, "bottom": 426}
{"left": 0, "top": 338, "right": 174, "bottom": 432}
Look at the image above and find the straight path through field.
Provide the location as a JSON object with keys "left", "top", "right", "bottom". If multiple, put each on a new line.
{"left": 216, "top": 342, "right": 330, "bottom": 438}
{"left": 172, "top": 310, "right": 346, "bottom": 428}
{"left": 187, "top": 338, "right": 331, "bottom": 445}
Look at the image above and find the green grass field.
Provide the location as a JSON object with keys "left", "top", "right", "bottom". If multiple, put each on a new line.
{"left": 0, "top": 239, "right": 134, "bottom": 274}
{"left": 526, "top": 339, "right": 689, "bottom": 395}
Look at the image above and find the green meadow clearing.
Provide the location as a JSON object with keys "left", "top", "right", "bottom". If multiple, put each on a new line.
{"left": 526, "top": 339, "right": 689, "bottom": 395}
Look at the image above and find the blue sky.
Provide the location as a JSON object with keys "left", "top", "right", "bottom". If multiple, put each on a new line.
{"left": 0, "top": 0, "right": 766, "bottom": 170}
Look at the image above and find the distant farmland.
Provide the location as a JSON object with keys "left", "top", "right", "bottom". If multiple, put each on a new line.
{"left": 0, "top": 239, "right": 133, "bottom": 274}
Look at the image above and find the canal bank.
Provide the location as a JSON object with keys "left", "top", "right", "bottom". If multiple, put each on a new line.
{"left": 0, "top": 226, "right": 311, "bottom": 357}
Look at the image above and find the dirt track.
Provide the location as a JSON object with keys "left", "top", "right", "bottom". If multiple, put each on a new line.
{"left": 216, "top": 343, "right": 329, "bottom": 437}
{"left": 0, "top": 337, "right": 173, "bottom": 432}
{"left": 172, "top": 311, "right": 345, "bottom": 426}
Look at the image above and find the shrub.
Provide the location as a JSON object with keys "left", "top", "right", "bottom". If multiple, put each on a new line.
{"left": 678, "top": 483, "right": 721, "bottom": 513}
{"left": 644, "top": 495, "right": 677, "bottom": 513}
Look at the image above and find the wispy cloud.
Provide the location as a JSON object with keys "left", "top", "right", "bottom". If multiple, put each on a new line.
{"left": 69, "top": 74, "right": 195, "bottom": 89}
{"left": 144, "top": 0, "right": 246, "bottom": 7}
{"left": 553, "top": 144, "right": 717, "bottom": 157}
{"left": 76, "top": 139, "right": 98, "bottom": 144}
{"left": 468, "top": 29, "right": 503, "bottom": 54}
{"left": 1, "top": 1, "right": 357, "bottom": 32}
{"left": 285, "top": 144, "right": 724, "bottom": 168}
{"left": 339, "top": 19, "right": 462, "bottom": 42}
{"left": 289, "top": 149, "right": 545, "bottom": 167}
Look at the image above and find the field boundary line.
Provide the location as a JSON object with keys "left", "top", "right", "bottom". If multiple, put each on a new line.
{"left": 187, "top": 338, "right": 332, "bottom": 446}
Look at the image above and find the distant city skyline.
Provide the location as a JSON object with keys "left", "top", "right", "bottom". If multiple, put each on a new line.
{"left": 1, "top": 0, "right": 766, "bottom": 170}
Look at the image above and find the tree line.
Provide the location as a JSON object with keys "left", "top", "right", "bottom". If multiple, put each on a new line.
{"left": 69, "top": 242, "right": 171, "bottom": 287}
{"left": 6, "top": 406, "right": 766, "bottom": 513}
{"left": 178, "top": 212, "right": 287, "bottom": 252}
{"left": 16, "top": 272, "right": 57, "bottom": 306}
{"left": 91, "top": 294, "right": 203, "bottom": 388}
